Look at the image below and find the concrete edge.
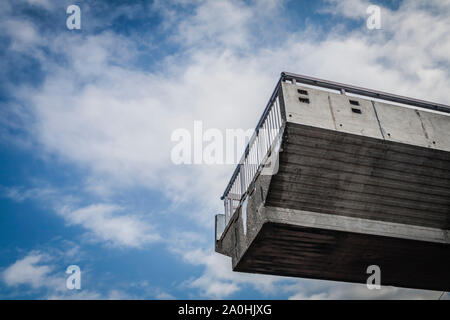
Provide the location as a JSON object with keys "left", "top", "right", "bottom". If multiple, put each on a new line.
{"left": 265, "top": 206, "right": 450, "bottom": 244}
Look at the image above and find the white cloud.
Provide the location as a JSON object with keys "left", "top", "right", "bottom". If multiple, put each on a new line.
{"left": 286, "top": 281, "right": 444, "bottom": 300}
{"left": 322, "top": 0, "right": 373, "bottom": 19}
{"left": 58, "top": 203, "right": 160, "bottom": 248}
{"left": 174, "top": 0, "right": 253, "bottom": 48}
{"left": 155, "top": 291, "right": 176, "bottom": 300}
{"left": 2, "top": 19, "right": 40, "bottom": 52}
{"left": 16, "top": 31, "right": 274, "bottom": 226}
{"left": 1, "top": 184, "right": 159, "bottom": 248}
{"left": 1, "top": 185, "right": 59, "bottom": 203}
{"left": 2, "top": 253, "right": 55, "bottom": 289}
{"left": 169, "top": 233, "right": 281, "bottom": 299}
{"left": 1, "top": 250, "right": 110, "bottom": 300}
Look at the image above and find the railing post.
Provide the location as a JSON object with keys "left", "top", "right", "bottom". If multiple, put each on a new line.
{"left": 239, "top": 164, "right": 245, "bottom": 199}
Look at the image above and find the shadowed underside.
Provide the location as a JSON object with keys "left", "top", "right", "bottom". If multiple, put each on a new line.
{"left": 235, "top": 222, "right": 450, "bottom": 291}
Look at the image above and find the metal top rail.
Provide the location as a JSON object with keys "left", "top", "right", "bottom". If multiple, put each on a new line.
{"left": 220, "top": 77, "right": 283, "bottom": 200}
{"left": 282, "top": 72, "right": 450, "bottom": 114}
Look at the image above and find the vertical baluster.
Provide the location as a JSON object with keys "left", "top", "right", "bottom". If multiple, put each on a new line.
{"left": 272, "top": 105, "right": 278, "bottom": 137}
{"left": 256, "top": 134, "right": 260, "bottom": 171}
{"left": 274, "top": 98, "right": 281, "bottom": 129}
{"left": 271, "top": 108, "right": 276, "bottom": 141}
{"left": 276, "top": 96, "right": 283, "bottom": 126}
{"left": 269, "top": 111, "right": 275, "bottom": 143}
{"left": 263, "top": 120, "right": 269, "bottom": 155}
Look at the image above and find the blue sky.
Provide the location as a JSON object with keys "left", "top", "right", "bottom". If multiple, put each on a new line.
{"left": 0, "top": 0, "right": 449, "bottom": 299}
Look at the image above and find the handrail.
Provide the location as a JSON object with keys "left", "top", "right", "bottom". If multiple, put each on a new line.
{"left": 220, "top": 77, "right": 284, "bottom": 200}
{"left": 221, "top": 78, "right": 285, "bottom": 225}
{"left": 282, "top": 72, "right": 450, "bottom": 114}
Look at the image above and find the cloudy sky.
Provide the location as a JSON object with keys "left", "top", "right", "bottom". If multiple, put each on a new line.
{"left": 0, "top": 0, "right": 449, "bottom": 299}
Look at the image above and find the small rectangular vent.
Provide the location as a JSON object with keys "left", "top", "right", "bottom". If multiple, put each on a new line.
{"left": 299, "top": 97, "right": 310, "bottom": 104}
{"left": 297, "top": 89, "right": 308, "bottom": 95}
{"left": 349, "top": 100, "right": 360, "bottom": 106}
{"left": 352, "top": 108, "right": 362, "bottom": 114}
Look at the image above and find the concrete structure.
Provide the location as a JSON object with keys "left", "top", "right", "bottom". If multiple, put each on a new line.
{"left": 215, "top": 72, "right": 450, "bottom": 291}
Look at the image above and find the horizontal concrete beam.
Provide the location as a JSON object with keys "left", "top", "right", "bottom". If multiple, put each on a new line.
{"left": 265, "top": 206, "right": 450, "bottom": 244}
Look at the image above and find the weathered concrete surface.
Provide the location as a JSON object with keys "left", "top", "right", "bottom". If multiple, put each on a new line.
{"left": 266, "top": 207, "right": 450, "bottom": 244}
{"left": 269, "top": 123, "right": 450, "bottom": 230}
{"left": 215, "top": 81, "right": 450, "bottom": 291}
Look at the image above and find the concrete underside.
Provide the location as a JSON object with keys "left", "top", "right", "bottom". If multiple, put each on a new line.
{"left": 234, "top": 222, "right": 450, "bottom": 291}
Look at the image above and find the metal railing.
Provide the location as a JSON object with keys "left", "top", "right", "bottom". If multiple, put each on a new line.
{"left": 221, "top": 79, "right": 285, "bottom": 226}
{"left": 282, "top": 72, "right": 450, "bottom": 114}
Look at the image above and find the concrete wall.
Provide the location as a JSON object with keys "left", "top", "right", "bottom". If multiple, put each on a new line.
{"left": 282, "top": 82, "right": 450, "bottom": 151}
